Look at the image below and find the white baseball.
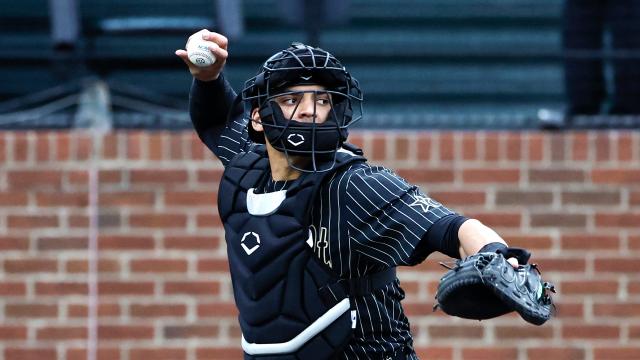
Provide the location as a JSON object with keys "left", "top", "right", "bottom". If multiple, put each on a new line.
{"left": 187, "top": 39, "right": 216, "bottom": 67}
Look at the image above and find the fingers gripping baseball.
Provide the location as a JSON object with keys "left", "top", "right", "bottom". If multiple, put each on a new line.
{"left": 175, "top": 29, "right": 228, "bottom": 82}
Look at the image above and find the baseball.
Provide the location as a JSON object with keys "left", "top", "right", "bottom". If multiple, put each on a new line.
{"left": 187, "top": 40, "right": 216, "bottom": 67}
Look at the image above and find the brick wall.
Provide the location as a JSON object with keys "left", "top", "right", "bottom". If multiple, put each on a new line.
{"left": 0, "top": 130, "right": 638, "bottom": 360}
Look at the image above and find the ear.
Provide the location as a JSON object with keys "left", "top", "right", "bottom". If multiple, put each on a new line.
{"left": 251, "top": 108, "right": 264, "bottom": 132}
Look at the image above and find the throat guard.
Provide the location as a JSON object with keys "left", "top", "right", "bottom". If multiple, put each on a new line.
{"left": 218, "top": 146, "right": 395, "bottom": 359}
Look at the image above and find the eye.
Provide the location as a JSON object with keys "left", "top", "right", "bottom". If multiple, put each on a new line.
{"left": 316, "top": 96, "right": 331, "bottom": 106}
{"left": 278, "top": 97, "right": 298, "bottom": 106}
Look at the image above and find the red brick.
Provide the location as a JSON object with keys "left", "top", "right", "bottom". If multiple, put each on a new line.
{"left": 6, "top": 304, "right": 58, "bottom": 318}
{"left": 169, "top": 135, "right": 186, "bottom": 160}
{"left": 4, "top": 259, "right": 57, "bottom": 273}
{"left": 98, "top": 170, "right": 122, "bottom": 184}
{"left": 197, "top": 259, "right": 230, "bottom": 272}
{"left": 66, "top": 259, "right": 120, "bottom": 273}
{"left": 0, "top": 236, "right": 29, "bottom": 251}
{"left": 530, "top": 213, "right": 587, "bottom": 228}
{"left": 54, "top": 133, "right": 71, "bottom": 161}
{"left": 130, "top": 169, "right": 188, "bottom": 185}
{"left": 495, "top": 325, "right": 552, "bottom": 339}
{"left": 462, "top": 168, "right": 519, "bottom": 183}
{"left": 36, "top": 326, "right": 87, "bottom": 340}
{"left": 561, "top": 190, "right": 620, "bottom": 205}
{"left": 484, "top": 133, "right": 501, "bottom": 161}
{"left": 595, "top": 258, "right": 640, "bottom": 272}
{"left": 98, "top": 282, "right": 155, "bottom": 295}
{"left": 533, "top": 257, "right": 586, "bottom": 272}
{"left": 196, "top": 347, "right": 244, "bottom": 360}
{"left": 495, "top": 190, "right": 553, "bottom": 205}
{"left": 592, "top": 169, "right": 640, "bottom": 184}
{"left": 8, "top": 215, "right": 58, "bottom": 228}
{"left": 395, "top": 168, "right": 454, "bottom": 184}
{"left": 429, "top": 191, "right": 486, "bottom": 206}
{"left": 129, "top": 214, "right": 187, "bottom": 228}
{"left": 560, "top": 234, "right": 620, "bottom": 250}
{"left": 196, "top": 213, "right": 223, "bottom": 228}
{"left": 35, "top": 282, "right": 88, "bottom": 296}
{"left": 630, "top": 235, "right": 640, "bottom": 250}
{"left": 554, "top": 302, "right": 584, "bottom": 318}
{"left": 594, "top": 132, "right": 612, "bottom": 161}
{"left": 528, "top": 134, "right": 545, "bottom": 161}
{"left": 130, "top": 259, "right": 188, "bottom": 273}
{"left": 503, "top": 234, "right": 553, "bottom": 250}
{"left": 562, "top": 325, "right": 620, "bottom": 339}
{"left": 413, "top": 347, "right": 453, "bottom": 360}
{"left": 595, "top": 213, "right": 640, "bottom": 227}
{"left": 527, "top": 348, "right": 585, "bottom": 360}
{"left": 35, "top": 192, "right": 88, "bottom": 206}
{"left": 164, "top": 191, "right": 216, "bottom": 206}
{"left": 395, "top": 136, "right": 411, "bottom": 161}
{"left": 197, "top": 303, "right": 239, "bottom": 317}
{"left": 65, "top": 348, "right": 120, "bottom": 360}
{"left": 631, "top": 191, "right": 640, "bottom": 206}
{"left": 75, "top": 135, "right": 92, "bottom": 161}
{"left": 562, "top": 280, "right": 618, "bottom": 295}
{"left": 98, "top": 235, "right": 155, "bottom": 250}
{"left": 196, "top": 169, "right": 223, "bottom": 183}
{"left": 164, "top": 281, "right": 219, "bottom": 295}
{"left": 130, "top": 304, "right": 187, "bottom": 318}
{"left": 417, "top": 137, "right": 432, "bottom": 161}
{"left": 618, "top": 133, "right": 634, "bottom": 161}
{"left": 163, "top": 326, "right": 218, "bottom": 339}
{"left": 100, "top": 192, "right": 155, "bottom": 206}
{"left": 98, "top": 325, "right": 153, "bottom": 340}
{"left": 127, "top": 132, "right": 143, "bottom": 160}
{"left": 68, "top": 303, "right": 121, "bottom": 318}
{"left": 572, "top": 133, "right": 589, "bottom": 161}
{"left": 465, "top": 212, "right": 522, "bottom": 228}
{"left": 13, "top": 133, "right": 31, "bottom": 161}
{"left": 7, "top": 170, "right": 63, "bottom": 190}
{"left": 164, "top": 235, "right": 219, "bottom": 250}
{"left": 428, "top": 325, "right": 483, "bottom": 338}
{"left": 550, "top": 133, "right": 567, "bottom": 161}
{"left": 370, "top": 134, "right": 387, "bottom": 161}
{"left": 594, "top": 348, "right": 640, "bottom": 360}
{"left": 130, "top": 348, "right": 187, "bottom": 360}
{"left": 36, "top": 135, "right": 50, "bottom": 162}
{"left": 461, "top": 347, "right": 518, "bottom": 360}
{"left": 530, "top": 168, "right": 585, "bottom": 183}
{"left": 505, "top": 133, "right": 522, "bottom": 161}
{"left": 0, "top": 326, "right": 27, "bottom": 340}
{"left": 0, "top": 282, "right": 27, "bottom": 296}
{"left": 462, "top": 134, "right": 478, "bottom": 161}
{"left": 5, "top": 348, "right": 57, "bottom": 360}
{"left": 593, "top": 302, "right": 640, "bottom": 317}
{"left": 102, "top": 133, "right": 119, "bottom": 159}
{"left": 0, "top": 192, "right": 28, "bottom": 206}
{"left": 37, "top": 236, "right": 87, "bottom": 251}
{"left": 439, "top": 133, "right": 455, "bottom": 161}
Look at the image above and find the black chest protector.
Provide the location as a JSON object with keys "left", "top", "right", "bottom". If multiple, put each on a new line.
{"left": 218, "top": 146, "right": 395, "bottom": 359}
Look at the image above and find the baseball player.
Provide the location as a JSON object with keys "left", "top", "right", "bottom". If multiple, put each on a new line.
{"left": 176, "top": 30, "right": 526, "bottom": 360}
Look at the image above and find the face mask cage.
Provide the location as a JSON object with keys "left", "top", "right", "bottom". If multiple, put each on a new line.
{"left": 241, "top": 44, "right": 364, "bottom": 172}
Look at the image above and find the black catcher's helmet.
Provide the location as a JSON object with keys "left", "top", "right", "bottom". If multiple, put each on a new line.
{"left": 241, "top": 43, "right": 363, "bottom": 172}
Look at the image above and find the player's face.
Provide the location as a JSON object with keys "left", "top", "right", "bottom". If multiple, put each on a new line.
{"left": 273, "top": 85, "right": 332, "bottom": 124}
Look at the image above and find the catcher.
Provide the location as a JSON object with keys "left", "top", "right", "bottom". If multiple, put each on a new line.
{"left": 176, "top": 30, "right": 555, "bottom": 360}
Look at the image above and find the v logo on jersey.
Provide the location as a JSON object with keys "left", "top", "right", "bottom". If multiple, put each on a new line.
{"left": 409, "top": 194, "right": 441, "bottom": 213}
{"left": 241, "top": 232, "right": 261, "bottom": 255}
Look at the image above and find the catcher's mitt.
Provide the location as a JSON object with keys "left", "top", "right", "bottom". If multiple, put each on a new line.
{"left": 434, "top": 251, "right": 555, "bottom": 326}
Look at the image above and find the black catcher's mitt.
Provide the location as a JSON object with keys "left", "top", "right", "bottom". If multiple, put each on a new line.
{"left": 434, "top": 250, "right": 555, "bottom": 325}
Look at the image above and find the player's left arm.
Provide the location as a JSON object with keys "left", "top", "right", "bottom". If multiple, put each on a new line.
{"left": 457, "top": 219, "right": 519, "bottom": 267}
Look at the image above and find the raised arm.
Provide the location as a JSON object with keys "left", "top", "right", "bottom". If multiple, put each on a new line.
{"left": 175, "top": 30, "right": 247, "bottom": 164}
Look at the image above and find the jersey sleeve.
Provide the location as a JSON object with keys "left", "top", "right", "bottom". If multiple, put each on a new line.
{"left": 189, "top": 75, "right": 251, "bottom": 167}
{"left": 344, "top": 166, "right": 455, "bottom": 267}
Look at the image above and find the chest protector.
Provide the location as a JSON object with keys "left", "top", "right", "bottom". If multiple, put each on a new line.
{"left": 218, "top": 146, "right": 394, "bottom": 359}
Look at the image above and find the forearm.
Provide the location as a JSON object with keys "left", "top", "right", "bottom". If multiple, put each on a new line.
{"left": 457, "top": 219, "right": 507, "bottom": 258}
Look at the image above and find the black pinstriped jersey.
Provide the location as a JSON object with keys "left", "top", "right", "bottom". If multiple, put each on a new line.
{"left": 190, "top": 76, "right": 458, "bottom": 360}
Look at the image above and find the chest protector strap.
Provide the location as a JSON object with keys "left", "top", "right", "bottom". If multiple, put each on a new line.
{"left": 218, "top": 145, "right": 396, "bottom": 359}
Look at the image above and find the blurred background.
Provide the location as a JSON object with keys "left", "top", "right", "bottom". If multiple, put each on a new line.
{"left": 0, "top": 1, "right": 638, "bottom": 359}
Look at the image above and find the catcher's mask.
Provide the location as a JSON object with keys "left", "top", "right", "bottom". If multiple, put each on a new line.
{"left": 241, "top": 42, "right": 363, "bottom": 172}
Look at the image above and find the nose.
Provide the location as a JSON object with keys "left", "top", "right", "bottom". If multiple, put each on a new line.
{"left": 296, "top": 93, "right": 317, "bottom": 121}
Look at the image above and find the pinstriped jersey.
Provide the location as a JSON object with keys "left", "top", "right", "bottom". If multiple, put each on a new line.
{"left": 191, "top": 77, "right": 456, "bottom": 359}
